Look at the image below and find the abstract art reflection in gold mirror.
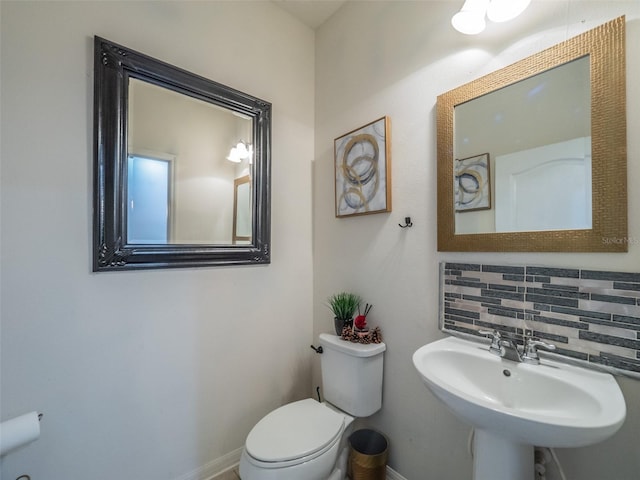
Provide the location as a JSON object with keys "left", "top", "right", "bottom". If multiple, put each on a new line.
{"left": 437, "top": 16, "right": 626, "bottom": 252}
{"left": 455, "top": 153, "right": 491, "bottom": 213}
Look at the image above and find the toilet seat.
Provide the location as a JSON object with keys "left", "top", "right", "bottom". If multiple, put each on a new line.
{"left": 245, "top": 399, "right": 345, "bottom": 465}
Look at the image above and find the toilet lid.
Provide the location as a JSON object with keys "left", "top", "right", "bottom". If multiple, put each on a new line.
{"left": 245, "top": 398, "right": 344, "bottom": 463}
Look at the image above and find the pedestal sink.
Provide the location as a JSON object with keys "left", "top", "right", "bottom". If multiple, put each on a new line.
{"left": 412, "top": 336, "right": 626, "bottom": 480}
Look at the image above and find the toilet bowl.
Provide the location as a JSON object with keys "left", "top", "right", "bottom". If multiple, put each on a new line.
{"left": 239, "top": 334, "right": 386, "bottom": 480}
{"left": 239, "top": 399, "right": 354, "bottom": 480}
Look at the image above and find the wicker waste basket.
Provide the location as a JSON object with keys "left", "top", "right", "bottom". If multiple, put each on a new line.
{"left": 348, "top": 429, "right": 389, "bottom": 480}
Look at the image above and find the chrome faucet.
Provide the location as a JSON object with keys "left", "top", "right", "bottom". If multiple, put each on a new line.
{"left": 479, "top": 329, "right": 521, "bottom": 361}
{"left": 500, "top": 338, "right": 523, "bottom": 362}
{"left": 522, "top": 338, "right": 556, "bottom": 364}
{"left": 478, "top": 329, "right": 503, "bottom": 356}
{"left": 479, "top": 329, "right": 556, "bottom": 364}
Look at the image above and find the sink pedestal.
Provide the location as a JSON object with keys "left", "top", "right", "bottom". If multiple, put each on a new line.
{"left": 473, "top": 429, "right": 533, "bottom": 480}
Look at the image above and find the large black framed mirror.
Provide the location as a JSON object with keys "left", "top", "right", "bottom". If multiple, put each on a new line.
{"left": 93, "top": 36, "right": 271, "bottom": 271}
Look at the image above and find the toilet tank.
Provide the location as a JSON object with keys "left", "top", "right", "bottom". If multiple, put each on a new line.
{"left": 319, "top": 333, "right": 386, "bottom": 417}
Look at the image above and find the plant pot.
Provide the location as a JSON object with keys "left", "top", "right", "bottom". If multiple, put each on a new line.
{"left": 334, "top": 317, "right": 353, "bottom": 335}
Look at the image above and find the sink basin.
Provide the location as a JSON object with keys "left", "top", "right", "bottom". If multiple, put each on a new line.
{"left": 413, "top": 336, "right": 625, "bottom": 447}
{"left": 413, "top": 336, "right": 626, "bottom": 480}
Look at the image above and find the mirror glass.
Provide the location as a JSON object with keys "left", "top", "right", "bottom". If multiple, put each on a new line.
{"left": 93, "top": 37, "right": 271, "bottom": 270}
{"left": 454, "top": 57, "right": 591, "bottom": 234}
{"left": 437, "top": 16, "right": 627, "bottom": 252}
{"left": 127, "top": 78, "right": 253, "bottom": 245}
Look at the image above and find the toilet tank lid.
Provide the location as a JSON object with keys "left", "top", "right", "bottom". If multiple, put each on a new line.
{"left": 319, "top": 333, "right": 386, "bottom": 357}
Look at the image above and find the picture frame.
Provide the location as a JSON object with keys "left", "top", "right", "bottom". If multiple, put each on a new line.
{"left": 454, "top": 153, "right": 491, "bottom": 212}
{"left": 334, "top": 116, "right": 392, "bottom": 218}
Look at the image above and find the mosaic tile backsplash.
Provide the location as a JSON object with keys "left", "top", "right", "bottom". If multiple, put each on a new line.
{"left": 441, "top": 262, "right": 640, "bottom": 375}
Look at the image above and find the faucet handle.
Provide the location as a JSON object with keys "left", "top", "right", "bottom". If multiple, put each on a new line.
{"left": 523, "top": 338, "right": 556, "bottom": 364}
{"left": 478, "top": 329, "right": 502, "bottom": 356}
{"left": 478, "top": 328, "right": 500, "bottom": 338}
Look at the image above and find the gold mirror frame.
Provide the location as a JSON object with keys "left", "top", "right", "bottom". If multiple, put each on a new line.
{"left": 437, "top": 16, "right": 627, "bottom": 252}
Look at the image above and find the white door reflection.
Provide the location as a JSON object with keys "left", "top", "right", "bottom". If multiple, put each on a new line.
{"left": 494, "top": 137, "right": 592, "bottom": 232}
{"left": 127, "top": 155, "right": 171, "bottom": 244}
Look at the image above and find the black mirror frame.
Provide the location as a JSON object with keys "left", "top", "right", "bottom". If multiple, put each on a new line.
{"left": 93, "top": 36, "right": 271, "bottom": 271}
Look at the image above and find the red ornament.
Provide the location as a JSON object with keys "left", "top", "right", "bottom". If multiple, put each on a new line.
{"left": 354, "top": 314, "right": 367, "bottom": 329}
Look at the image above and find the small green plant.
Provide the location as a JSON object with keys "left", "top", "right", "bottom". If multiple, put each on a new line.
{"left": 327, "top": 292, "right": 361, "bottom": 320}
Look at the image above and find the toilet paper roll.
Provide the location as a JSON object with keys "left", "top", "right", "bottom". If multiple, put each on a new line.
{"left": 0, "top": 411, "right": 41, "bottom": 456}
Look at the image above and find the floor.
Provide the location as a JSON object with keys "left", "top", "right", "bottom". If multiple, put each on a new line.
{"left": 212, "top": 466, "right": 241, "bottom": 480}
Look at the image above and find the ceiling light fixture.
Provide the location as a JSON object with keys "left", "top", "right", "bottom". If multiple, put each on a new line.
{"left": 452, "top": 0, "right": 530, "bottom": 35}
{"left": 451, "top": 0, "right": 489, "bottom": 35}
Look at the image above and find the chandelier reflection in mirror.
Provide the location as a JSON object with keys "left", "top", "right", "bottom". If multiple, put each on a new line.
{"left": 227, "top": 141, "right": 253, "bottom": 163}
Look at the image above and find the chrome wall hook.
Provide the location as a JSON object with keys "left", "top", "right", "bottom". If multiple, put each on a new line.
{"left": 399, "top": 216, "right": 413, "bottom": 228}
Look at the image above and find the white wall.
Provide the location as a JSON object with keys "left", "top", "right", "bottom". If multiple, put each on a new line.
{"left": 314, "top": 2, "right": 640, "bottom": 479}
{"left": 4, "top": 2, "right": 640, "bottom": 480}
{"left": 0, "top": 2, "right": 314, "bottom": 479}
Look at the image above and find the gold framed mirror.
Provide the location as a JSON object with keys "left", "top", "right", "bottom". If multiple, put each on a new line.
{"left": 437, "top": 16, "right": 627, "bottom": 252}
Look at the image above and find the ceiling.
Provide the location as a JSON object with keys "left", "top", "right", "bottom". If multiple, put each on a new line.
{"left": 271, "top": 0, "right": 348, "bottom": 29}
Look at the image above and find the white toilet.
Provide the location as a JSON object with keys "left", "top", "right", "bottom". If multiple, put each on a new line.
{"left": 239, "top": 333, "right": 386, "bottom": 480}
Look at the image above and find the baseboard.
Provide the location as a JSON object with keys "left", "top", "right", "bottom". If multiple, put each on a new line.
{"left": 174, "top": 448, "right": 407, "bottom": 480}
{"left": 386, "top": 465, "right": 409, "bottom": 480}
{"left": 174, "top": 447, "right": 243, "bottom": 480}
